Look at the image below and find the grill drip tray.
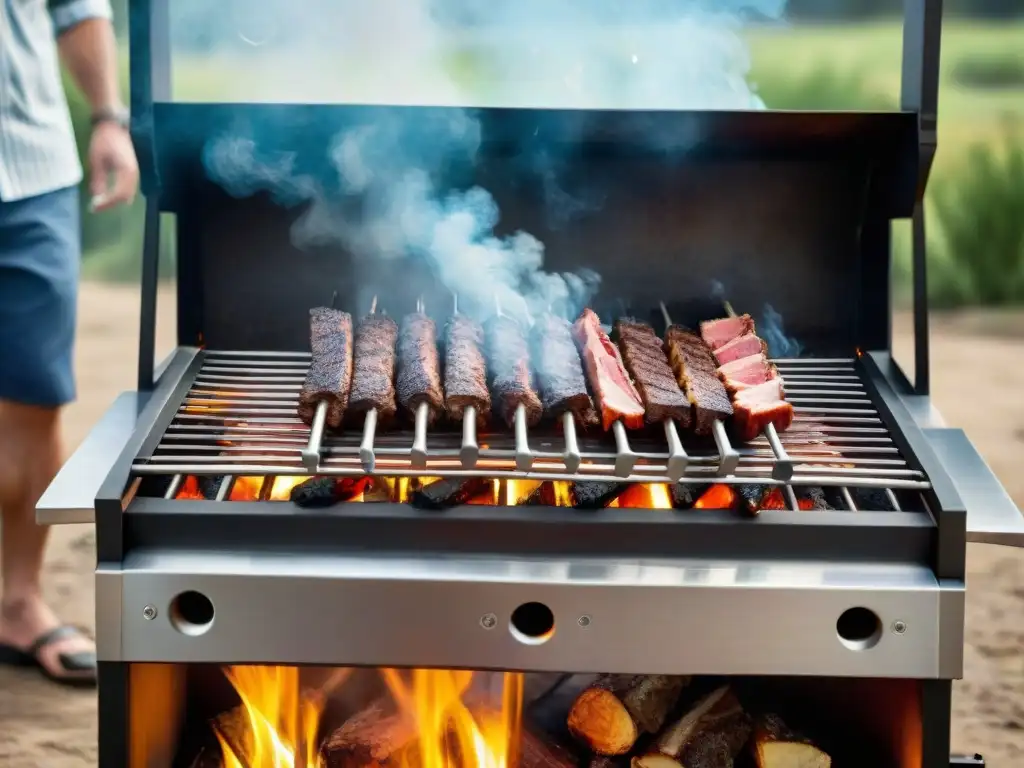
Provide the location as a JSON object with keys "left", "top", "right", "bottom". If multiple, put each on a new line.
{"left": 132, "top": 351, "right": 930, "bottom": 501}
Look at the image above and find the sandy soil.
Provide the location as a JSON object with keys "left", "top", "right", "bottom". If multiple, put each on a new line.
{"left": 0, "top": 283, "right": 1022, "bottom": 767}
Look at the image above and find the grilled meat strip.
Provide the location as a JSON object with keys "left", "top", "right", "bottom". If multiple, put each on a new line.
{"left": 532, "top": 313, "right": 594, "bottom": 420}
{"left": 396, "top": 312, "right": 444, "bottom": 423}
{"left": 298, "top": 307, "right": 353, "bottom": 428}
{"left": 573, "top": 309, "right": 645, "bottom": 430}
{"left": 485, "top": 315, "right": 543, "bottom": 428}
{"left": 663, "top": 325, "right": 733, "bottom": 435}
{"left": 717, "top": 353, "right": 778, "bottom": 394}
{"left": 348, "top": 313, "right": 399, "bottom": 421}
{"left": 444, "top": 314, "right": 490, "bottom": 426}
{"left": 615, "top": 318, "right": 692, "bottom": 427}
{"left": 714, "top": 332, "right": 767, "bottom": 366}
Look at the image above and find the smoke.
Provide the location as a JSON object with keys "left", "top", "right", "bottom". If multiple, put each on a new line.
{"left": 195, "top": 0, "right": 788, "bottom": 321}
{"left": 759, "top": 304, "right": 803, "bottom": 358}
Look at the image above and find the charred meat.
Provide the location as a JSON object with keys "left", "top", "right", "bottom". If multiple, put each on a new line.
{"left": 348, "top": 313, "right": 399, "bottom": 422}
{"left": 573, "top": 309, "right": 645, "bottom": 431}
{"left": 486, "top": 315, "right": 543, "bottom": 428}
{"left": 396, "top": 312, "right": 444, "bottom": 424}
{"left": 663, "top": 326, "right": 733, "bottom": 435}
{"left": 532, "top": 313, "right": 594, "bottom": 420}
{"left": 444, "top": 314, "right": 491, "bottom": 426}
{"left": 298, "top": 307, "right": 353, "bottom": 428}
{"left": 615, "top": 319, "right": 692, "bottom": 427}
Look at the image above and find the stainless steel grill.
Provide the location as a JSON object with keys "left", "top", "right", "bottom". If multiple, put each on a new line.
{"left": 131, "top": 350, "right": 929, "bottom": 501}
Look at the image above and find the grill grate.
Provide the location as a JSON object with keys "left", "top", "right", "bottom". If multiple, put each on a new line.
{"left": 131, "top": 351, "right": 930, "bottom": 496}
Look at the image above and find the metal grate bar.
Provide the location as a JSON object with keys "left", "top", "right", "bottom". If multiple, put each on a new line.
{"left": 131, "top": 351, "right": 933, "bottom": 492}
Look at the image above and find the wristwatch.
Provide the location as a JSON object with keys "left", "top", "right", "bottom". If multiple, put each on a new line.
{"left": 90, "top": 106, "right": 130, "bottom": 130}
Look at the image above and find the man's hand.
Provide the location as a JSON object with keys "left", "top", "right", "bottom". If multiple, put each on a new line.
{"left": 88, "top": 120, "right": 139, "bottom": 212}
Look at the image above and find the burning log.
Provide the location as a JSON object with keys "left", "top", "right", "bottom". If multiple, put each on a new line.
{"left": 290, "top": 476, "right": 370, "bottom": 508}
{"left": 572, "top": 482, "right": 627, "bottom": 510}
{"left": 519, "top": 727, "right": 580, "bottom": 768}
{"left": 749, "top": 714, "right": 831, "bottom": 768}
{"left": 321, "top": 699, "right": 418, "bottom": 768}
{"left": 631, "top": 686, "right": 751, "bottom": 768}
{"left": 410, "top": 477, "right": 490, "bottom": 510}
{"left": 567, "top": 675, "right": 690, "bottom": 755}
{"left": 670, "top": 483, "right": 711, "bottom": 510}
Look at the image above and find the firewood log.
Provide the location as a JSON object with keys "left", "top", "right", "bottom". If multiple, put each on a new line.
{"left": 567, "top": 675, "right": 690, "bottom": 755}
{"left": 631, "top": 686, "right": 751, "bottom": 768}
{"left": 749, "top": 714, "right": 831, "bottom": 768}
{"left": 518, "top": 727, "right": 580, "bottom": 768}
{"left": 321, "top": 698, "right": 418, "bottom": 768}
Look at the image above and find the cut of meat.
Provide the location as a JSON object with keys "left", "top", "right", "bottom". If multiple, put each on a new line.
{"left": 485, "top": 315, "right": 543, "bottom": 428}
{"left": 714, "top": 332, "right": 766, "bottom": 365}
{"left": 573, "top": 309, "right": 645, "bottom": 430}
{"left": 615, "top": 319, "right": 692, "bottom": 427}
{"left": 717, "top": 354, "right": 778, "bottom": 393}
{"left": 348, "top": 313, "right": 399, "bottom": 421}
{"left": 298, "top": 307, "right": 353, "bottom": 428}
{"left": 532, "top": 313, "right": 594, "bottom": 420}
{"left": 396, "top": 312, "right": 444, "bottom": 423}
{"left": 700, "top": 314, "right": 755, "bottom": 351}
{"left": 444, "top": 314, "right": 490, "bottom": 425}
{"left": 732, "top": 378, "right": 794, "bottom": 441}
{"left": 663, "top": 325, "right": 733, "bottom": 435}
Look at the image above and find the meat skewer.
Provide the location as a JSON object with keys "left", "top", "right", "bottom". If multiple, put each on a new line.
{"left": 397, "top": 298, "right": 445, "bottom": 468}
{"left": 573, "top": 309, "right": 641, "bottom": 477}
{"left": 300, "top": 291, "right": 353, "bottom": 471}
{"left": 706, "top": 300, "right": 794, "bottom": 482}
{"left": 347, "top": 296, "right": 398, "bottom": 473}
{"left": 615, "top": 318, "right": 691, "bottom": 481}
{"left": 445, "top": 294, "right": 490, "bottom": 468}
{"left": 487, "top": 296, "right": 542, "bottom": 471}
{"left": 660, "top": 303, "right": 740, "bottom": 476}
{"left": 532, "top": 312, "right": 594, "bottom": 473}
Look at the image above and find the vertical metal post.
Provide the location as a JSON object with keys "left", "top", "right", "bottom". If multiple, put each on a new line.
{"left": 900, "top": 0, "right": 942, "bottom": 397}
{"left": 137, "top": 197, "right": 160, "bottom": 391}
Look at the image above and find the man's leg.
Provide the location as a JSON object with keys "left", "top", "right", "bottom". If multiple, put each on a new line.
{"left": 0, "top": 186, "right": 95, "bottom": 683}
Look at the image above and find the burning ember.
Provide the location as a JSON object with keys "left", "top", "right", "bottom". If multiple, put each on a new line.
{"left": 693, "top": 484, "right": 737, "bottom": 510}
{"left": 215, "top": 667, "right": 524, "bottom": 768}
{"left": 616, "top": 484, "right": 673, "bottom": 510}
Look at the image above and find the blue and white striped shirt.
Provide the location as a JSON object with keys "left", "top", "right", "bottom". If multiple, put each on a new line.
{"left": 0, "top": 0, "right": 112, "bottom": 202}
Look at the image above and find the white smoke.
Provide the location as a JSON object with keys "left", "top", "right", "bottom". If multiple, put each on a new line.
{"left": 195, "top": 0, "right": 787, "bottom": 320}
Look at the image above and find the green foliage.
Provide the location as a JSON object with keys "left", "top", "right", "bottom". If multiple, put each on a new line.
{"left": 952, "top": 52, "right": 1024, "bottom": 89}
{"left": 929, "top": 129, "right": 1024, "bottom": 307}
{"left": 752, "top": 66, "right": 895, "bottom": 111}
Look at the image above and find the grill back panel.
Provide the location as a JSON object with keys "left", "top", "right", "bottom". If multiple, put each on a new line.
{"left": 160, "top": 104, "right": 918, "bottom": 353}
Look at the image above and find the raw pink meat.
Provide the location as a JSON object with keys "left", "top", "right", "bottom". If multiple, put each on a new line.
{"left": 573, "top": 309, "right": 645, "bottom": 430}
{"left": 717, "top": 353, "right": 778, "bottom": 393}
{"left": 732, "top": 378, "right": 793, "bottom": 441}
{"left": 700, "top": 314, "right": 755, "bottom": 350}
{"left": 714, "top": 332, "right": 766, "bottom": 365}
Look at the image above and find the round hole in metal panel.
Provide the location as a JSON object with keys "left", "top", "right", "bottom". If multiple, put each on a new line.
{"left": 169, "top": 591, "right": 215, "bottom": 637}
{"left": 509, "top": 602, "right": 555, "bottom": 646}
{"left": 836, "top": 607, "right": 882, "bottom": 651}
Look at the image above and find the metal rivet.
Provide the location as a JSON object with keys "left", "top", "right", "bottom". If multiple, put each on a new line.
{"left": 480, "top": 613, "right": 497, "bottom": 630}
{"left": 892, "top": 620, "right": 907, "bottom": 635}
{"left": 143, "top": 605, "right": 158, "bottom": 621}
{"left": 578, "top": 615, "right": 592, "bottom": 627}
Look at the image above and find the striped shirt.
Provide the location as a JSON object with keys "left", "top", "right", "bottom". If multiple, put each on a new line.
{"left": 0, "top": 0, "right": 112, "bottom": 202}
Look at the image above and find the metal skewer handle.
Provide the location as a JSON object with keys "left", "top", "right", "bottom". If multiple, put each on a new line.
{"left": 411, "top": 401, "right": 430, "bottom": 469}
{"left": 663, "top": 419, "right": 688, "bottom": 481}
{"left": 514, "top": 404, "right": 533, "bottom": 471}
{"left": 612, "top": 420, "right": 637, "bottom": 477}
{"left": 359, "top": 409, "right": 379, "bottom": 473}
{"left": 301, "top": 400, "right": 328, "bottom": 471}
{"left": 461, "top": 405, "right": 480, "bottom": 468}
{"left": 765, "top": 423, "right": 794, "bottom": 481}
{"left": 562, "top": 411, "right": 582, "bottom": 474}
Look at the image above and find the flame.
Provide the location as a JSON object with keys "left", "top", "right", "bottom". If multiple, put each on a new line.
{"left": 760, "top": 488, "right": 816, "bottom": 511}
{"left": 505, "top": 480, "right": 542, "bottom": 506}
{"left": 552, "top": 482, "right": 573, "bottom": 507}
{"left": 230, "top": 477, "right": 265, "bottom": 501}
{"left": 175, "top": 476, "right": 205, "bottom": 500}
{"left": 618, "top": 484, "right": 673, "bottom": 510}
{"left": 216, "top": 665, "right": 323, "bottom": 768}
{"left": 693, "top": 484, "right": 737, "bottom": 510}
{"left": 382, "top": 669, "right": 523, "bottom": 768}
{"left": 269, "top": 476, "right": 311, "bottom": 501}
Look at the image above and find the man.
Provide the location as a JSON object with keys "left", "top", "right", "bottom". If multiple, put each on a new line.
{"left": 0, "top": 0, "right": 139, "bottom": 687}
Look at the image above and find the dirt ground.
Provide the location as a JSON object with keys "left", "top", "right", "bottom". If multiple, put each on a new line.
{"left": 0, "top": 282, "right": 1022, "bottom": 766}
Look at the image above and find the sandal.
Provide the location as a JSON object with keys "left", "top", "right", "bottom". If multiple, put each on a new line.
{"left": 0, "top": 625, "right": 97, "bottom": 688}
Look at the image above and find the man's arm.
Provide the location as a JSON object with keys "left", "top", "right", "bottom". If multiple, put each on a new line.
{"left": 51, "top": 0, "right": 138, "bottom": 210}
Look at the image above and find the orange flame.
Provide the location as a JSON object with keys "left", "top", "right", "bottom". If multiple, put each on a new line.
{"left": 216, "top": 665, "right": 323, "bottom": 768}
{"left": 174, "top": 476, "right": 205, "bottom": 500}
{"left": 618, "top": 484, "right": 673, "bottom": 510}
{"left": 382, "top": 669, "right": 523, "bottom": 768}
{"left": 693, "top": 484, "right": 737, "bottom": 510}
